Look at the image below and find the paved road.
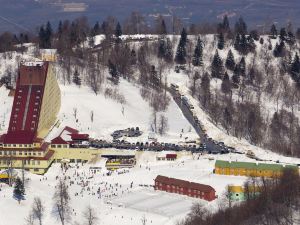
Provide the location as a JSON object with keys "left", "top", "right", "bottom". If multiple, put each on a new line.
{"left": 168, "top": 87, "right": 231, "bottom": 154}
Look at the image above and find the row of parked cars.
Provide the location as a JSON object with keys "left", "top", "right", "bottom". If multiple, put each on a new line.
{"left": 90, "top": 139, "right": 199, "bottom": 152}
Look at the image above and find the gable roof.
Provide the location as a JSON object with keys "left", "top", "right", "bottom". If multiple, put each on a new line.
{"left": 155, "top": 175, "right": 215, "bottom": 193}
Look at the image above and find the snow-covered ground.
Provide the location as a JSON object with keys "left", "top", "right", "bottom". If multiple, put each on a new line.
{"left": 167, "top": 71, "right": 300, "bottom": 165}
{"left": 44, "top": 78, "right": 198, "bottom": 143}
{"left": 0, "top": 152, "right": 250, "bottom": 225}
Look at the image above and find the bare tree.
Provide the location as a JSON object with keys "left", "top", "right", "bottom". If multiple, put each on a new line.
{"left": 25, "top": 211, "right": 35, "bottom": 225}
{"left": 32, "top": 197, "right": 45, "bottom": 225}
{"left": 53, "top": 179, "right": 71, "bottom": 225}
{"left": 83, "top": 205, "right": 98, "bottom": 225}
{"left": 158, "top": 114, "right": 169, "bottom": 135}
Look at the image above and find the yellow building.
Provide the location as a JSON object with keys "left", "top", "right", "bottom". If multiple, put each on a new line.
{"left": 215, "top": 160, "right": 298, "bottom": 178}
{"left": 40, "top": 49, "right": 58, "bottom": 62}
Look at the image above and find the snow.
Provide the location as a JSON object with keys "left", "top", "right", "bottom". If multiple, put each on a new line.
{"left": 167, "top": 70, "right": 300, "bottom": 165}
{"left": 0, "top": 152, "right": 249, "bottom": 225}
{"left": 45, "top": 79, "right": 198, "bottom": 144}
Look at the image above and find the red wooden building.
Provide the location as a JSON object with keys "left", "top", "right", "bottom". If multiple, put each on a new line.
{"left": 154, "top": 175, "right": 217, "bottom": 201}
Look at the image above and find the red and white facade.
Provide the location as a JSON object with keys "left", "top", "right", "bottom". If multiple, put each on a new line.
{"left": 154, "top": 175, "right": 217, "bottom": 201}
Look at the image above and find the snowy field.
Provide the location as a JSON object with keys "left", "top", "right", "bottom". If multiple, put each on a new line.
{"left": 45, "top": 79, "right": 198, "bottom": 144}
{"left": 0, "top": 152, "right": 251, "bottom": 225}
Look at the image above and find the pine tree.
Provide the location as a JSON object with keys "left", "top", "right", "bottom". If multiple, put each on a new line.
{"left": 238, "top": 57, "right": 246, "bottom": 77}
{"left": 108, "top": 60, "right": 118, "bottom": 80}
{"left": 91, "top": 22, "right": 101, "bottom": 36}
{"left": 217, "top": 32, "right": 225, "bottom": 50}
{"left": 165, "top": 38, "right": 173, "bottom": 63}
{"left": 158, "top": 39, "right": 166, "bottom": 58}
{"left": 225, "top": 49, "right": 235, "bottom": 71}
{"left": 39, "top": 26, "right": 46, "bottom": 49}
{"left": 270, "top": 24, "right": 277, "bottom": 38}
{"left": 160, "top": 19, "right": 167, "bottom": 35}
{"left": 175, "top": 28, "right": 188, "bottom": 64}
{"left": 130, "top": 49, "right": 137, "bottom": 65}
{"left": 45, "top": 21, "right": 52, "bottom": 48}
{"left": 235, "top": 17, "right": 247, "bottom": 35}
{"left": 115, "top": 22, "right": 122, "bottom": 42}
{"left": 234, "top": 35, "right": 241, "bottom": 51}
{"left": 192, "top": 37, "right": 203, "bottom": 66}
{"left": 280, "top": 28, "right": 287, "bottom": 42}
{"left": 273, "top": 41, "right": 285, "bottom": 57}
{"left": 211, "top": 50, "right": 223, "bottom": 79}
{"left": 221, "top": 72, "right": 231, "bottom": 95}
{"left": 286, "top": 31, "right": 296, "bottom": 46}
{"left": 291, "top": 53, "right": 300, "bottom": 82}
{"left": 222, "top": 15, "right": 230, "bottom": 32}
{"left": 232, "top": 66, "right": 240, "bottom": 85}
{"left": 57, "top": 21, "right": 63, "bottom": 39}
{"left": 72, "top": 69, "right": 81, "bottom": 86}
{"left": 13, "top": 177, "right": 25, "bottom": 204}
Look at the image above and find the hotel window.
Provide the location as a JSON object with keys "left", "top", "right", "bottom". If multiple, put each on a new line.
{"left": 0, "top": 151, "right": 2, "bottom": 155}
{"left": 24, "top": 152, "right": 27, "bottom": 155}
{"left": 24, "top": 145, "right": 27, "bottom": 147}
{"left": 37, "top": 161, "right": 40, "bottom": 165}
{"left": 32, "top": 160, "right": 35, "bottom": 165}
{"left": 4, "top": 144, "right": 7, "bottom": 147}
{"left": 38, "top": 152, "right": 41, "bottom": 156}
{"left": 13, "top": 151, "right": 16, "bottom": 155}
{"left": 13, "top": 144, "right": 16, "bottom": 147}
{"left": 19, "top": 144, "right": 22, "bottom": 147}
{"left": 28, "top": 152, "right": 31, "bottom": 156}
{"left": 19, "top": 152, "right": 22, "bottom": 155}
{"left": 33, "top": 152, "right": 36, "bottom": 156}
{"left": 57, "top": 145, "right": 62, "bottom": 148}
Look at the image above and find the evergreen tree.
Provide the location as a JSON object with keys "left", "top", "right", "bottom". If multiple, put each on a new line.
{"left": 291, "top": 53, "right": 300, "bottom": 82}
{"left": 164, "top": 38, "right": 173, "bottom": 63}
{"left": 222, "top": 15, "right": 230, "bottom": 32}
{"left": 273, "top": 41, "right": 285, "bottom": 57}
{"left": 249, "top": 30, "right": 259, "bottom": 41}
{"left": 192, "top": 37, "right": 203, "bottom": 66}
{"left": 108, "top": 60, "right": 118, "bottom": 81}
{"left": 91, "top": 22, "right": 101, "bottom": 36}
{"left": 158, "top": 39, "right": 166, "bottom": 58}
{"left": 72, "top": 69, "right": 81, "bottom": 86}
{"left": 238, "top": 57, "right": 246, "bottom": 77}
{"left": 38, "top": 26, "right": 46, "bottom": 49}
{"left": 234, "top": 17, "right": 247, "bottom": 35}
{"left": 217, "top": 32, "right": 225, "bottom": 50}
{"left": 45, "top": 21, "right": 52, "bottom": 48}
{"left": 232, "top": 66, "right": 240, "bottom": 85}
{"left": 221, "top": 72, "right": 231, "bottom": 95}
{"left": 175, "top": 28, "right": 188, "bottom": 64}
{"left": 259, "top": 37, "right": 264, "bottom": 45}
{"left": 280, "top": 28, "right": 287, "bottom": 42}
{"left": 296, "top": 28, "right": 300, "bottom": 40}
{"left": 286, "top": 31, "right": 296, "bottom": 46}
{"left": 225, "top": 49, "right": 235, "bottom": 71}
{"left": 211, "top": 50, "right": 223, "bottom": 79}
{"left": 57, "top": 21, "right": 63, "bottom": 39}
{"left": 234, "top": 35, "right": 241, "bottom": 51}
{"left": 130, "top": 49, "right": 137, "bottom": 65}
{"left": 270, "top": 24, "right": 277, "bottom": 38}
{"left": 115, "top": 22, "right": 122, "bottom": 42}
{"left": 13, "top": 177, "right": 25, "bottom": 204}
{"left": 160, "top": 19, "right": 167, "bottom": 35}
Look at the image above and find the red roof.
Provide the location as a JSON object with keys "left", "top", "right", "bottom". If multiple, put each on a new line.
{"left": 166, "top": 154, "right": 177, "bottom": 158}
{"left": 2, "top": 131, "right": 36, "bottom": 144}
{"left": 155, "top": 175, "right": 215, "bottom": 193}
{"left": 69, "top": 133, "right": 89, "bottom": 140}
{"left": 51, "top": 136, "right": 69, "bottom": 145}
{"left": 59, "top": 126, "right": 78, "bottom": 136}
{"left": 4, "top": 62, "right": 49, "bottom": 144}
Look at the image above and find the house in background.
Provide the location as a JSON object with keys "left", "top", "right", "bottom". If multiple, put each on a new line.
{"left": 215, "top": 160, "right": 298, "bottom": 178}
{"left": 227, "top": 185, "right": 261, "bottom": 201}
{"left": 154, "top": 175, "right": 216, "bottom": 201}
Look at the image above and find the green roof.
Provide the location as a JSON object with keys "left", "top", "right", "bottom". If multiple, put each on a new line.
{"left": 215, "top": 160, "right": 298, "bottom": 171}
